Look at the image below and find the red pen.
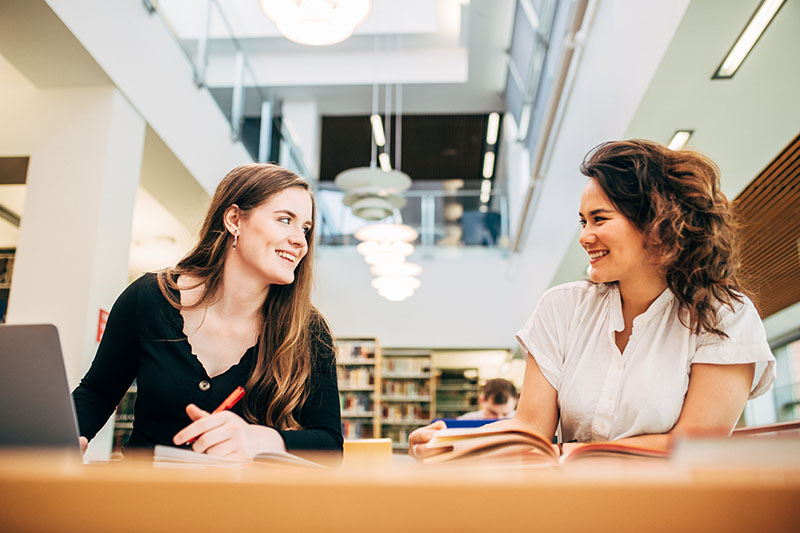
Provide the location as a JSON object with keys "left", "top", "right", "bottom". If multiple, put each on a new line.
{"left": 185, "top": 386, "right": 246, "bottom": 444}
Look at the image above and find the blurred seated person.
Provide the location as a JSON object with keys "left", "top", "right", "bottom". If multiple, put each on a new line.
{"left": 458, "top": 378, "right": 518, "bottom": 420}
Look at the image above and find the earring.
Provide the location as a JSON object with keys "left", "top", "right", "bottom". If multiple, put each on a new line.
{"left": 233, "top": 231, "right": 239, "bottom": 249}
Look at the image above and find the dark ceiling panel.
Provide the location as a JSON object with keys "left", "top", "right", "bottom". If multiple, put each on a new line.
{"left": 0, "top": 157, "right": 29, "bottom": 185}
{"left": 319, "top": 114, "right": 491, "bottom": 181}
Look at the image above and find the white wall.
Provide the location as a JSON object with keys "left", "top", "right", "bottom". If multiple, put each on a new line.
{"left": 313, "top": 247, "right": 519, "bottom": 349}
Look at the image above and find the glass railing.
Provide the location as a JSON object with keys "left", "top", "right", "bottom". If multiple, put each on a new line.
{"left": 147, "top": 0, "right": 307, "bottom": 174}
{"left": 773, "top": 381, "right": 800, "bottom": 422}
{"left": 316, "top": 185, "right": 510, "bottom": 251}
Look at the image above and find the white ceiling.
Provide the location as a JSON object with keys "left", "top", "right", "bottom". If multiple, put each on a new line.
{"left": 160, "top": 0, "right": 516, "bottom": 115}
{"left": 626, "top": 0, "right": 800, "bottom": 200}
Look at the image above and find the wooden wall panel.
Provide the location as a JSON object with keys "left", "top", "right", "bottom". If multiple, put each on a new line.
{"left": 733, "top": 132, "right": 800, "bottom": 318}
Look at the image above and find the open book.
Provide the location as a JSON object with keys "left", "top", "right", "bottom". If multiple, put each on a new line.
{"left": 422, "top": 426, "right": 668, "bottom": 465}
{"left": 153, "top": 445, "right": 326, "bottom": 469}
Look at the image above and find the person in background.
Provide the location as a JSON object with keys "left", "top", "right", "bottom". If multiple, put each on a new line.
{"left": 73, "top": 164, "right": 342, "bottom": 463}
{"left": 458, "top": 378, "right": 518, "bottom": 420}
{"left": 410, "top": 139, "right": 775, "bottom": 458}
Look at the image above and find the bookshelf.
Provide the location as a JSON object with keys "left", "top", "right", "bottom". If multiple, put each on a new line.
{"left": 435, "top": 367, "right": 480, "bottom": 419}
{"left": 112, "top": 382, "right": 137, "bottom": 457}
{"left": 336, "top": 338, "right": 381, "bottom": 440}
{"left": 380, "top": 348, "right": 435, "bottom": 452}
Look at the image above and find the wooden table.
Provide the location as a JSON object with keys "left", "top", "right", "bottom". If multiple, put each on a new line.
{"left": 0, "top": 450, "right": 798, "bottom": 532}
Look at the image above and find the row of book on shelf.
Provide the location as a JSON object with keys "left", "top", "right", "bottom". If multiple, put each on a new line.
{"left": 334, "top": 339, "right": 482, "bottom": 450}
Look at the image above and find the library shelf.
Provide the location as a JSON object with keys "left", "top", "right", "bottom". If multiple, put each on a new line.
{"left": 380, "top": 419, "right": 429, "bottom": 426}
{"left": 381, "top": 396, "right": 432, "bottom": 402}
{"left": 336, "top": 338, "right": 382, "bottom": 440}
{"left": 380, "top": 348, "right": 436, "bottom": 453}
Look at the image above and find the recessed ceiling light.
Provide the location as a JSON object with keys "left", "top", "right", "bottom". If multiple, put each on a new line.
{"left": 486, "top": 112, "right": 500, "bottom": 145}
{"left": 482, "top": 151, "right": 495, "bottom": 178}
{"left": 480, "top": 179, "right": 492, "bottom": 203}
{"left": 713, "top": 0, "right": 786, "bottom": 79}
{"left": 667, "top": 130, "right": 693, "bottom": 151}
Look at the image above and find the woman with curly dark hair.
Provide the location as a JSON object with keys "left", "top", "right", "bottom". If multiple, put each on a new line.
{"left": 410, "top": 139, "right": 775, "bottom": 456}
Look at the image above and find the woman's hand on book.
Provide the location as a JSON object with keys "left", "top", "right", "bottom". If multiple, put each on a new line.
{"left": 78, "top": 436, "right": 88, "bottom": 455}
{"left": 173, "top": 404, "right": 286, "bottom": 460}
{"left": 408, "top": 420, "right": 447, "bottom": 459}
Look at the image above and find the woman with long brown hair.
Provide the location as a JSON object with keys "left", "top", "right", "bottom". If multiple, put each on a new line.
{"left": 410, "top": 139, "right": 775, "bottom": 456}
{"left": 73, "top": 164, "right": 342, "bottom": 461}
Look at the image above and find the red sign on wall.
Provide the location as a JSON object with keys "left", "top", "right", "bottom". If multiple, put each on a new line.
{"left": 97, "top": 308, "right": 109, "bottom": 342}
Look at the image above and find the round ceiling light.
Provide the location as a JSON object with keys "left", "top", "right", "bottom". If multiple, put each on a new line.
{"left": 371, "top": 276, "right": 421, "bottom": 291}
{"left": 370, "top": 262, "right": 423, "bottom": 277}
{"left": 356, "top": 240, "right": 414, "bottom": 258}
{"left": 354, "top": 223, "right": 418, "bottom": 243}
{"left": 260, "top": 0, "right": 371, "bottom": 46}
{"left": 335, "top": 167, "right": 412, "bottom": 221}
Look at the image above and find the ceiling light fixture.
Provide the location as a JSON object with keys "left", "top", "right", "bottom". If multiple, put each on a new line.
{"left": 378, "top": 152, "right": 392, "bottom": 172}
{"left": 355, "top": 221, "right": 421, "bottom": 301}
{"left": 335, "top": 167, "right": 411, "bottom": 220}
{"left": 482, "top": 151, "right": 495, "bottom": 178}
{"left": 713, "top": 0, "right": 786, "bottom": 79}
{"left": 260, "top": 0, "right": 371, "bottom": 46}
{"left": 486, "top": 112, "right": 500, "bottom": 145}
{"left": 371, "top": 276, "right": 421, "bottom": 292}
{"left": 357, "top": 240, "right": 414, "bottom": 260}
{"left": 355, "top": 223, "right": 418, "bottom": 243}
{"left": 667, "top": 130, "right": 693, "bottom": 151}
{"left": 370, "top": 262, "right": 423, "bottom": 278}
{"left": 370, "top": 114, "right": 386, "bottom": 147}
{"left": 480, "top": 179, "right": 492, "bottom": 204}
{"left": 377, "top": 286, "right": 414, "bottom": 302}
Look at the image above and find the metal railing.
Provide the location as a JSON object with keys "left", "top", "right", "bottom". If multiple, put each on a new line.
{"left": 773, "top": 381, "right": 800, "bottom": 422}
{"left": 144, "top": 0, "right": 307, "bottom": 175}
{"left": 316, "top": 186, "right": 510, "bottom": 251}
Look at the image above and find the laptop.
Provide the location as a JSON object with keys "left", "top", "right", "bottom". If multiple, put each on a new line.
{"left": 0, "top": 324, "right": 82, "bottom": 454}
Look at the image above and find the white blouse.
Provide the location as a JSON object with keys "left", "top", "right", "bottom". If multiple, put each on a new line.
{"left": 515, "top": 281, "right": 775, "bottom": 443}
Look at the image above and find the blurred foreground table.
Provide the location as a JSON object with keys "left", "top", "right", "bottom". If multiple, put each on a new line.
{"left": 0, "top": 449, "right": 798, "bottom": 532}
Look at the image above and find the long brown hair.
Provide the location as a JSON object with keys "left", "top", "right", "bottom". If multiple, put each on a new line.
{"left": 157, "top": 163, "right": 320, "bottom": 429}
{"left": 580, "top": 139, "right": 744, "bottom": 338}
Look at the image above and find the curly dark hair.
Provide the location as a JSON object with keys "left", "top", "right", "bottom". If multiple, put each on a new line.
{"left": 580, "top": 139, "right": 745, "bottom": 338}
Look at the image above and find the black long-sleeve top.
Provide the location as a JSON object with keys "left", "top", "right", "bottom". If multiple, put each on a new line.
{"left": 72, "top": 273, "right": 342, "bottom": 458}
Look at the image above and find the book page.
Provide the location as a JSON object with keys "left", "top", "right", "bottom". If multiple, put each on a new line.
{"left": 153, "top": 445, "right": 327, "bottom": 469}
{"left": 560, "top": 442, "right": 669, "bottom": 463}
{"left": 424, "top": 425, "right": 558, "bottom": 464}
{"left": 153, "top": 445, "right": 249, "bottom": 467}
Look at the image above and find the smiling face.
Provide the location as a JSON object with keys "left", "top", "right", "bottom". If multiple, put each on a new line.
{"left": 232, "top": 187, "right": 313, "bottom": 286}
{"left": 579, "top": 179, "right": 660, "bottom": 286}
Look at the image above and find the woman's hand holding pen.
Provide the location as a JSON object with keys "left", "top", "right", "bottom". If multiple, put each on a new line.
{"left": 173, "top": 404, "right": 286, "bottom": 460}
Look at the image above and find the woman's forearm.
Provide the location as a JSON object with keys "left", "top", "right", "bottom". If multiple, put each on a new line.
{"left": 609, "top": 433, "right": 671, "bottom": 452}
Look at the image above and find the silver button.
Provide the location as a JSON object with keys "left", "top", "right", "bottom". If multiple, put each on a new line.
{"left": 198, "top": 380, "right": 211, "bottom": 391}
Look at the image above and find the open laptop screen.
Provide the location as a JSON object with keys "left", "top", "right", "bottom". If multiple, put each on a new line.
{"left": 0, "top": 324, "right": 81, "bottom": 453}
